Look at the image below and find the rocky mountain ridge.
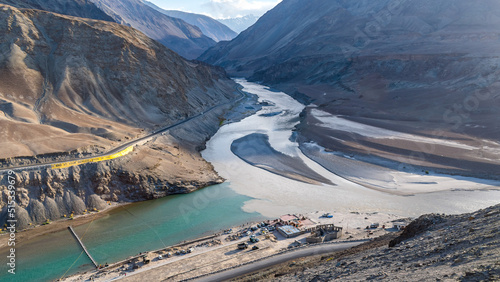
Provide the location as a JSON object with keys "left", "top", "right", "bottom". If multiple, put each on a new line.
{"left": 143, "top": 1, "right": 237, "bottom": 42}
{"left": 0, "top": 3, "right": 237, "bottom": 159}
{"left": 201, "top": 0, "right": 500, "bottom": 84}
{"left": 90, "top": 0, "right": 216, "bottom": 59}
{"left": 3, "top": 0, "right": 222, "bottom": 59}
{"left": 200, "top": 0, "right": 500, "bottom": 178}
{"left": 0, "top": 0, "right": 114, "bottom": 22}
{"left": 216, "top": 15, "right": 259, "bottom": 34}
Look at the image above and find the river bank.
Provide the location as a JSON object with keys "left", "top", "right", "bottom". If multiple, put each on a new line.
{"left": 0, "top": 82, "right": 258, "bottom": 231}
{"left": 62, "top": 210, "right": 403, "bottom": 281}
{"left": 0, "top": 202, "right": 124, "bottom": 251}
{"left": 0, "top": 182, "right": 262, "bottom": 282}
{"left": 0, "top": 83, "right": 260, "bottom": 251}
{"left": 0, "top": 83, "right": 262, "bottom": 282}
{"left": 300, "top": 142, "right": 500, "bottom": 196}
{"left": 202, "top": 79, "right": 500, "bottom": 219}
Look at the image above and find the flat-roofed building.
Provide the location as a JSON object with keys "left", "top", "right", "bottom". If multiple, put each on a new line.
{"left": 277, "top": 225, "right": 302, "bottom": 238}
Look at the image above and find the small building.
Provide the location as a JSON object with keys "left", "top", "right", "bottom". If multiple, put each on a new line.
{"left": 279, "top": 214, "right": 313, "bottom": 228}
{"left": 393, "top": 222, "right": 407, "bottom": 230}
{"left": 277, "top": 225, "right": 302, "bottom": 238}
{"left": 306, "top": 224, "right": 343, "bottom": 243}
{"left": 280, "top": 214, "right": 300, "bottom": 225}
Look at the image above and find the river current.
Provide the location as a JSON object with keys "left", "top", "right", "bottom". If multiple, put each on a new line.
{"left": 1, "top": 79, "right": 498, "bottom": 281}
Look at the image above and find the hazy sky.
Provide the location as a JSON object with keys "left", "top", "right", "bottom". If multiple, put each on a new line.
{"left": 147, "top": 0, "right": 281, "bottom": 19}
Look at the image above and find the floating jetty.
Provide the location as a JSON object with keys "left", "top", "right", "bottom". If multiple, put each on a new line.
{"left": 68, "top": 226, "right": 98, "bottom": 268}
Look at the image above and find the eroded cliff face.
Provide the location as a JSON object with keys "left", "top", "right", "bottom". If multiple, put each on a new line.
{"left": 0, "top": 103, "right": 236, "bottom": 230}
{"left": 0, "top": 154, "right": 222, "bottom": 230}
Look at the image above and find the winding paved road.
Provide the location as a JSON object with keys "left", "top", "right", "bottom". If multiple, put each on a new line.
{"left": 192, "top": 241, "right": 366, "bottom": 282}
{"left": 0, "top": 87, "right": 247, "bottom": 174}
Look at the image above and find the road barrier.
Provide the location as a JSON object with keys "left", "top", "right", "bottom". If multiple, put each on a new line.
{"left": 51, "top": 146, "right": 134, "bottom": 170}
{"left": 184, "top": 239, "right": 370, "bottom": 281}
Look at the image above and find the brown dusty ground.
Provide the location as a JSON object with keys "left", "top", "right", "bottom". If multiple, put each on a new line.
{"left": 233, "top": 233, "right": 399, "bottom": 282}
{"left": 62, "top": 210, "right": 401, "bottom": 282}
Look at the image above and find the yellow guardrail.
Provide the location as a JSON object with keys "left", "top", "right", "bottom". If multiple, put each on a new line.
{"left": 51, "top": 146, "right": 134, "bottom": 170}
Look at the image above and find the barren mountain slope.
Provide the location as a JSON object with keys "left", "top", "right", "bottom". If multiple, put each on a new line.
{"left": 200, "top": 0, "right": 500, "bottom": 178}
{"left": 0, "top": 4, "right": 237, "bottom": 159}
{"left": 143, "top": 1, "right": 237, "bottom": 42}
{"left": 0, "top": 0, "right": 114, "bottom": 22}
{"left": 0, "top": 3, "right": 243, "bottom": 229}
{"left": 90, "top": 0, "right": 216, "bottom": 59}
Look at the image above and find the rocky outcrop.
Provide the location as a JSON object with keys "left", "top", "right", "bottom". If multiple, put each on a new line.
{"left": 249, "top": 204, "right": 500, "bottom": 281}
{"left": 89, "top": 0, "right": 216, "bottom": 59}
{"left": 0, "top": 157, "right": 222, "bottom": 230}
{"left": 388, "top": 214, "right": 447, "bottom": 247}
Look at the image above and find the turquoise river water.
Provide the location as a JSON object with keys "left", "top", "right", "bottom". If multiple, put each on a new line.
{"left": 0, "top": 183, "right": 262, "bottom": 281}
